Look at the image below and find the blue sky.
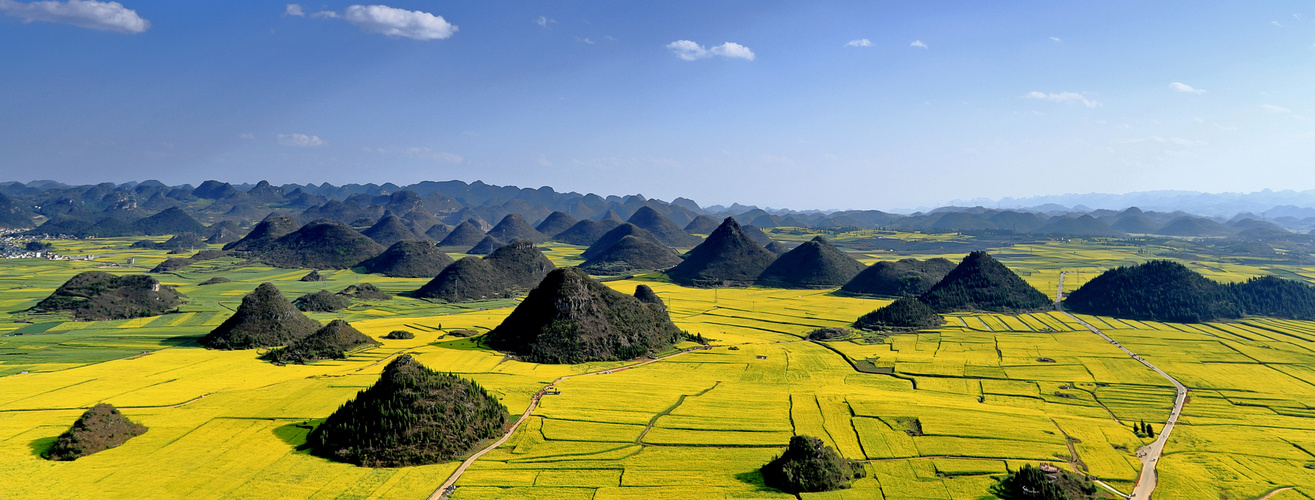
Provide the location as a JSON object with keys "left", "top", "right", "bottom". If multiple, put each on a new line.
{"left": 1, "top": 1, "right": 1312, "bottom": 210}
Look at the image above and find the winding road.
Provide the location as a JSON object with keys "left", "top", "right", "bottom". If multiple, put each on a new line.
{"left": 427, "top": 346, "right": 710, "bottom": 500}
{"left": 1056, "top": 272, "right": 1189, "bottom": 500}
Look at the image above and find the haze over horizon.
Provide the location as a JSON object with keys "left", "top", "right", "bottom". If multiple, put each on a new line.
{"left": 2, "top": 1, "right": 1312, "bottom": 209}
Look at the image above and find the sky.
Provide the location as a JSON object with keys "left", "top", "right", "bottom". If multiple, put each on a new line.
{"left": 1, "top": 1, "right": 1313, "bottom": 210}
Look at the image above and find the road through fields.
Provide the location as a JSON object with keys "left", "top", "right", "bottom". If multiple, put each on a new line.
{"left": 1056, "top": 272, "right": 1189, "bottom": 500}
{"left": 427, "top": 346, "right": 709, "bottom": 500}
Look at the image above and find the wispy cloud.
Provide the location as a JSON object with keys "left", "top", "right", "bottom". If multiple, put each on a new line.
{"left": 666, "top": 40, "right": 755, "bottom": 61}
{"left": 1049, "top": 36, "right": 1062, "bottom": 42}
{"left": 283, "top": 4, "right": 304, "bottom": 17}
{"left": 0, "top": 0, "right": 149, "bottom": 34}
{"left": 1261, "top": 104, "right": 1292, "bottom": 113}
{"left": 304, "top": 4, "right": 456, "bottom": 40}
{"left": 1023, "top": 91, "right": 1101, "bottom": 108}
{"left": 277, "top": 133, "right": 324, "bottom": 147}
{"left": 845, "top": 38, "right": 872, "bottom": 47}
{"left": 575, "top": 36, "right": 594, "bottom": 45}
{"left": 910, "top": 40, "right": 928, "bottom": 49}
{"left": 533, "top": 15, "right": 554, "bottom": 27}
{"left": 1169, "top": 82, "right": 1206, "bottom": 94}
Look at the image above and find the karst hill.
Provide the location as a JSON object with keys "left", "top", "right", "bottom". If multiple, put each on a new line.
{"left": 666, "top": 217, "right": 778, "bottom": 287}
{"left": 307, "top": 354, "right": 508, "bottom": 467}
{"left": 486, "top": 267, "right": 684, "bottom": 364}
{"left": 200, "top": 282, "right": 321, "bottom": 349}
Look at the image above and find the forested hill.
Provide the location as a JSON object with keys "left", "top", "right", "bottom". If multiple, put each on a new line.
{"left": 1064, "top": 260, "right": 1315, "bottom": 322}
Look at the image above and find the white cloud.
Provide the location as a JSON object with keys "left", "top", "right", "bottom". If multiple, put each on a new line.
{"left": 575, "top": 36, "right": 594, "bottom": 44}
{"left": 533, "top": 15, "right": 554, "bottom": 27}
{"left": 710, "top": 41, "right": 754, "bottom": 60}
{"left": 310, "top": 10, "right": 336, "bottom": 19}
{"left": 535, "top": 154, "right": 552, "bottom": 167}
{"left": 1261, "top": 104, "right": 1292, "bottom": 113}
{"left": 1169, "top": 82, "right": 1206, "bottom": 94}
{"left": 666, "top": 40, "right": 707, "bottom": 60}
{"left": 910, "top": 40, "right": 928, "bottom": 48}
{"left": 337, "top": 4, "right": 456, "bottom": 40}
{"left": 0, "top": 0, "right": 149, "bottom": 34}
{"left": 237, "top": 132, "right": 255, "bottom": 140}
{"left": 1272, "top": 20, "right": 1282, "bottom": 27}
{"left": 667, "top": 40, "right": 754, "bottom": 61}
{"left": 284, "top": 4, "right": 303, "bottom": 17}
{"left": 277, "top": 133, "right": 324, "bottom": 147}
{"left": 1049, "top": 36, "right": 1062, "bottom": 42}
{"left": 845, "top": 38, "right": 872, "bottom": 47}
{"left": 1023, "top": 91, "right": 1101, "bottom": 108}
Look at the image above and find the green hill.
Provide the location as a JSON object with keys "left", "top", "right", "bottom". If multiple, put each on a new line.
{"left": 684, "top": 215, "right": 721, "bottom": 234}
{"left": 131, "top": 207, "right": 205, "bottom": 236}
{"left": 32, "top": 272, "right": 184, "bottom": 321}
{"left": 293, "top": 290, "right": 350, "bottom": 312}
{"left": 1065, "top": 260, "right": 1239, "bottom": 322}
{"left": 486, "top": 268, "right": 684, "bottom": 363}
{"left": 44, "top": 404, "right": 147, "bottom": 461}
{"left": 437, "top": 219, "right": 486, "bottom": 247}
{"left": 627, "top": 206, "right": 701, "bottom": 247}
{"left": 552, "top": 219, "right": 623, "bottom": 246}
{"left": 223, "top": 214, "right": 299, "bottom": 252}
{"left": 356, "top": 240, "right": 455, "bottom": 278}
{"left": 840, "top": 258, "right": 956, "bottom": 296}
{"left": 307, "top": 354, "right": 508, "bottom": 467}
{"left": 534, "top": 211, "right": 578, "bottom": 238}
{"left": 262, "top": 319, "right": 379, "bottom": 364}
{"left": 920, "top": 251, "right": 1050, "bottom": 313}
{"left": 361, "top": 214, "right": 420, "bottom": 247}
{"left": 580, "top": 223, "right": 662, "bottom": 260}
{"left": 256, "top": 220, "right": 385, "bottom": 269}
{"left": 466, "top": 235, "right": 503, "bottom": 255}
{"left": 854, "top": 296, "right": 945, "bottom": 331}
{"left": 486, "top": 213, "right": 545, "bottom": 243}
{"left": 666, "top": 217, "right": 778, "bottom": 287}
{"left": 413, "top": 240, "right": 554, "bottom": 302}
{"left": 580, "top": 235, "right": 683, "bottom": 275}
{"left": 760, "top": 435, "right": 866, "bottom": 493}
{"left": 756, "top": 236, "right": 864, "bottom": 288}
{"left": 200, "top": 282, "right": 321, "bottom": 349}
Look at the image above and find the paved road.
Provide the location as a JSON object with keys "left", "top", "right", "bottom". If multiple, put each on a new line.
{"left": 428, "top": 346, "right": 709, "bottom": 500}
{"left": 1056, "top": 272, "right": 1188, "bottom": 500}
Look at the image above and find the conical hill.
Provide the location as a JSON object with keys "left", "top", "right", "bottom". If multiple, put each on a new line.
{"left": 32, "top": 271, "right": 184, "bottom": 321}
{"left": 201, "top": 282, "right": 321, "bottom": 349}
{"left": 552, "top": 219, "right": 622, "bottom": 246}
{"left": 224, "top": 214, "right": 298, "bottom": 251}
{"left": 486, "top": 213, "right": 544, "bottom": 243}
{"left": 684, "top": 215, "right": 721, "bottom": 235}
{"left": 437, "top": 219, "right": 486, "bottom": 247}
{"left": 627, "top": 206, "right": 701, "bottom": 247}
{"left": 920, "top": 251, "right": 1051, "bottom": 313}
{"left": 466, "top": 235, "right": 503, "bottom": 255}
{"left": 487, "top": 268, "right": 684, "bottom": 363}
{"left": 1111, "top": 214, "right": 1161, "bottom": 234}
{"left": 307, "top": 354, "right": 508, "bottom": 467}
{"left": 666, "top": 217, "right": 778, "bottom": 287}
{"left": 581, "top": 223, "right": 661, "bottom": 260}
{"left": 1064, "top": 260, "right": 1242, "bottom": 322}
{"left": 741, "top": 224, "right": 774, "bottom": 246}
{"left": 534, "top": 211, "right": 578, "bottom": 237}
{"left": 45, "top": 404, "right": 148, "bottom": 461}
{"left": 765, "top": 241, "right": 789, "bottom": 254}
{"left": 361, "top": 214, "right": 420, "bottom": 247}
{"left": 256, "top": 220, "right": 385, "bottom": 269}
{"left": 356, "top": 240, "right": 455, "bottom": 278}
{"left": 581, "top": 235, "right": 683, "bottom": 275}
{"left": 840, "top": 258, "right": 956, "bottom": 296}
{"left": 755, "top": 236, "right": 864, "bottom": 288}
{"left": 413, "top": 240, "right": 554, "bottom": 302}
{"left": 424, "top": 223, "right": 453, "bottom": 240}
{"left": 262, "top": 319, "right": 379, "bottom": 364}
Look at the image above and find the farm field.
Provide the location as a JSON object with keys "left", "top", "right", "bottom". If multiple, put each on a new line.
{"left": 0, "top": 237, "right": 1313, "bottom": 499}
